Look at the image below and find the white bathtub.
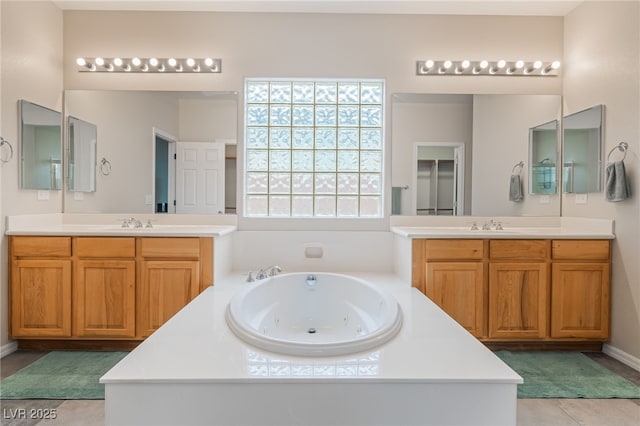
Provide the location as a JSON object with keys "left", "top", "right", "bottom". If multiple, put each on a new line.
{"left": 225, "top": 272, "right": 403, "bottom": 356}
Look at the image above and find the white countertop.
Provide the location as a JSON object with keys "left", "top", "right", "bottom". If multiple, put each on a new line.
{"left": 391, "top": 226, "right": 615, "bottom": 239}
{"left": 390, "top": 216, "right": 615, "bottom": 239}
{"left": 5, "top": 223, "right": 236, "bottom": 237}
{"left": 101, "top": 273, "right": 522, "bottom": 385}
{"left": 5, "top": 213, "right": 237, "bottom": 237}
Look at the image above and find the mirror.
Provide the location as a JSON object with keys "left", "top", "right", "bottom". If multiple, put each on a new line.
{"left": 562, "top": 105, "right": 604, "bottom": 193}
{"left": 414, "top": 143, "right": 464, "bottom": 216}
{"left": 529, "top": 120, "right": 558, "bottom": 195}
{"left": 64, "top": 90, "right": 238, "bottom": 214}
{"left": 19, "top": 99, "right": 62, "bottom": 190}
{"left": 392, "top": 94, "right": 561, "bottom": 216}
{"left": 67, "top": 116, "right": 97, "bottom": 192}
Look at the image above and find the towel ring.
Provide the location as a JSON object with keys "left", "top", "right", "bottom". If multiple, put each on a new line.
{"left": 512, "top": 161, "right": 524, "bottom": 174}
{"left": 100, "top": 157, "right": 112, "bottom": 176}
{"left": 607, "top": 142, "right": 628, "bottom": 163}
{"left": 0, "top": 137, "right": 14, "bottom": 163}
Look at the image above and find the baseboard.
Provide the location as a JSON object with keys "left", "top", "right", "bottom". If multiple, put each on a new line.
{"left": 603, "top": 343, "right": 640, "bottom": 372}
{"left": 0, "top": 341, "right": 18, "bottom": 358}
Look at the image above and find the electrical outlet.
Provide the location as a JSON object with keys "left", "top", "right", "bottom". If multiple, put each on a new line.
{"left": 74, "top": 192, "right": 84, "bottom": 201}
{"left": 145, "top": 194, "right": 153, "bottom": 205}
{"left": 575, "top": 193, "right": 588, "bottom": 204}
{"left": 539, "top": 195, "right": 550, "bottom": 204}
{"left": 37, "top": 190, "right": 50, "bottom": 201}
{"left": 304, "top": 245, "right": 323, "bottom": 259}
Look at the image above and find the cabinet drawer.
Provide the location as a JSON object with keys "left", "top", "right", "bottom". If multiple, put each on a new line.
{"left": 490, "top": 240, "right": 550, "bottom": 260}
{"left": 11, "top": 236, "right": 71, "bottom": 257}
{"left": 75, "top": 237, "right": 136, "bottom": 258}
{"left": 552, "top": 240, "right": 610, "bottom": 261}
{"left": 423, "top": 239, "right": 484, "bottom": 260}
{"left": 140, "top": 237, "right": 200, "bottom": 258}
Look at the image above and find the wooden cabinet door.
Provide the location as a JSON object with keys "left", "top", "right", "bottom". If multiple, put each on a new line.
{"left": 74, "top": 260, "right": 136, "bottom": 337}
{"left": 11, "top": 259, "right": 72, "bottom": 337}
{"left": 488, "top": 262, "right": 548, "bottom": 339}
{"left": 551, "top": 263, "right": 610, "bottom": 339}
{"left": 425, "top": 262, "right": 485, "bottom": 338}
{"left": 138, "top": 260, "right": 200, "bottom": 337}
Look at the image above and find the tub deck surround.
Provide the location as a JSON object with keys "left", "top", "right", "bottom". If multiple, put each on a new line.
{"left": 390, "top": 216, "right": 615, "bottom": 239}
{"left": 5, "top": 213, "right": 237, "bottom": 237}
{"left": 101, "top": 273, "right": 521, "bottom": 426}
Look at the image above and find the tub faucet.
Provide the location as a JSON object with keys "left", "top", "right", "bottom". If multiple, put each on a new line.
{"left": 256, "top": 265, "right": 282, "bottom": 280}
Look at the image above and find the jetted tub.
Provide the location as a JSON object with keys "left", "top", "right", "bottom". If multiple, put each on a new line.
{"left": 225, "top": 272, "right": 403, "bottom": 356}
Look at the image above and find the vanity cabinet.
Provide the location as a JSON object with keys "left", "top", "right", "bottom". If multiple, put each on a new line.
{"left": 413, "top": 239, "right": 486, "bottom": 338}
{"left": 488, "top": 240, "right": 550, "bottom": 340}
{"left": 137, "top": 238, "right": 201, "bottom": 337}
{"left": 412, "top": 237, "right": 611, "bottom": 345}
{"left": 10, "top": 237, "right": 72, "bottom": 337}
{"left": 9, "top": 235, "right": 213, "bottom": 344}
{"left": 550, "top": 240, "right": 610, "bottom": 339}
{"left": 73, "top": 237, "right": 136, "bottom": 338}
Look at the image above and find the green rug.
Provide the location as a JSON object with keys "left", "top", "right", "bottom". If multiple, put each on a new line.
{"left": 0, "top": 351, "right": 128, "bottom": 400}
{"left": 496, "top": 351, "right": 640, "bottom": 399}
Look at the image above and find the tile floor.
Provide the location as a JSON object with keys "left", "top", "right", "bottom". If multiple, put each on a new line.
{"left": 1, "top": 350, "right": 639, "bottom": 425}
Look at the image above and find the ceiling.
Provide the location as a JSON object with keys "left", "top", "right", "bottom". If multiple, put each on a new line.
{"left": 52, "top": 0, "right": 584, "bottom": 16}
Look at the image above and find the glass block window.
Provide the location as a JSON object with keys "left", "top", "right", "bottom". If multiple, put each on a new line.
{"left": 245, "top": 79, "right": 384, "bottom": 218}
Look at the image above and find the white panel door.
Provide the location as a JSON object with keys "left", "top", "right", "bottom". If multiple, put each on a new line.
{"left": 176, "top": 142, "right": 225, "bottom": 214}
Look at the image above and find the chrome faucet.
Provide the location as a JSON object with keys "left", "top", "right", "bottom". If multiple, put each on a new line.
{"left": 482, "top": 219, "right": 496, "bottom": 230}
{"left": 120, "top": 217, "right": 142, "bottom": 228}
{"left": 482, "top": 219, "right": 503, "bottom": 230}
{"left": 128, "top": 217, "right": 143, "bottom": 228}
{"left": 256, "top": 265, "right": 282, "bottom": 280}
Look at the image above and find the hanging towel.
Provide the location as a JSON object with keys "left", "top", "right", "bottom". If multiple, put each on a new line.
{"left": 605, "top": 160, "right": 631, "bottom": 202}
{"left": 509, "top": 174, "right": 524, "bottom": 202}
{"left": 391, "top": 187, "right": 403, "bottom": 215}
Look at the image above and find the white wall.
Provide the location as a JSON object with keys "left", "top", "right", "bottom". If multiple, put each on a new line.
{"left": 232, "top": 231, "right": 395, "bottom": 275}
{"left": 1, "top": 0, "right": 63, "bottom": 348}
{"left": 563, "top": 1, "right": 640, "bottom": 363}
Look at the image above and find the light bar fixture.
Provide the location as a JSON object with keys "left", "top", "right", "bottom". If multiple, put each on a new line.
{"left": 75, "top": 57, "right": 222, "bottom": 73}
{"left": 416, "top": 59, "right": 560, "bottom": 76}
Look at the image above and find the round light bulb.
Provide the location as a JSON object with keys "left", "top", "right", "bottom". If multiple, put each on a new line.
{"left": 425, "top": 59, "right": 435, "bottom": 68}
{"left": 480, "top": 60, "right": 489, "bottom": 69}
{"left": 76, "top": 57, "right": 87, "bottom": 66}
{"left": 515, "top": 60, "right": 524, "bottom": 69}
{"left": 168, "top": 58, "right": 177, "bottom": 67}
{"left": 113, "top": 58, "right": 123, "bottom": 67}
{"left": 551, "top": 61, "right": 561, "bottom": 69}
{"left": 95, "top": 57, "right": 104, "bottom": 66}
{"left": 533, "top": 60, "right": 542, "bottom": 69}
{"left": 149, "top": 58, "right": 159, "bottom": 67}
{"left": 497, "top": 60, "right": 506, "bottom": 68}
{"left": 443, "top": 60, "right": 452, "bottom": 69}
{"left": 461, "top": 60, "right": 470, "bottom": 69}
{"left": 132, "top": 57, "right": 141, "bottom": 67}
{"left": 204, "top": 58, "right": 214, "bottom": 67}
{"left": 186, "top": 58, "right": 195, "bottom": 67}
